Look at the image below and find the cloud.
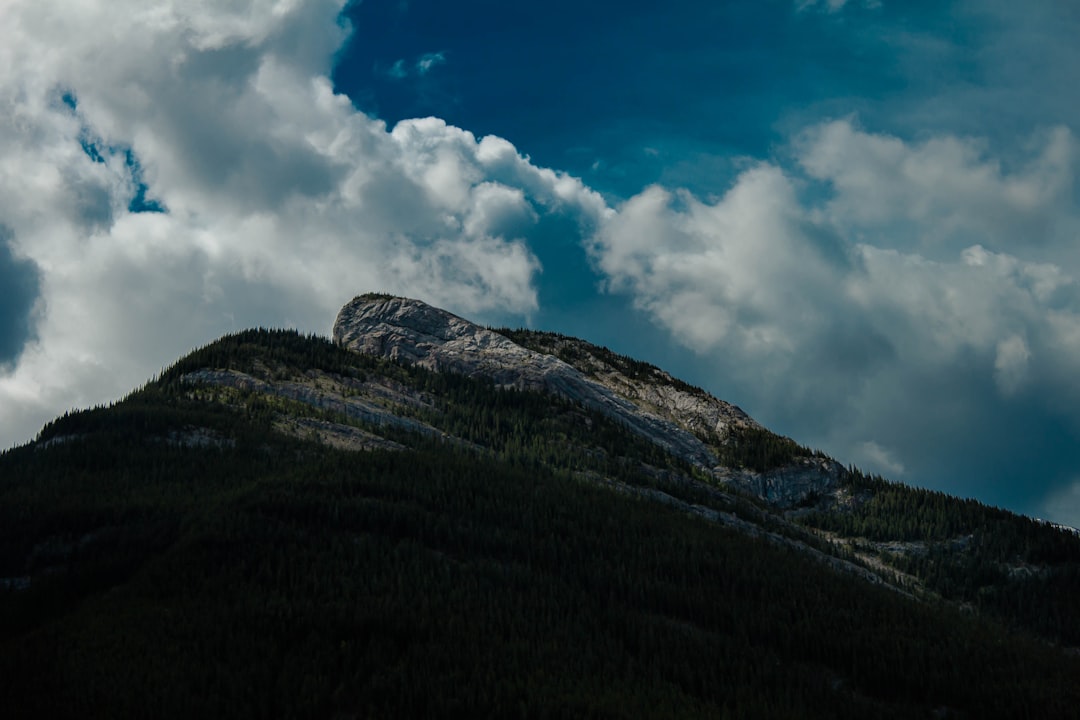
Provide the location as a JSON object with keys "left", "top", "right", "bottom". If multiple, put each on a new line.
{"left": 993, "top": 334, "right": 1031, "bottom": 396}
{"left": 0, "top": 227, "right": 41, "bottom": 368}
{"left": 383, "top": 51, "right": 446, "bottom": 80}
{"left": 0, "top": 0, "right": 606, "bottom": 448}
{"left": 416, "top": 52, "right": 446, "bottom": 75}
{"left": 591, "top": 162, "right": 862, "bottom": 370}
{"left": 855, "top": 441, "right": 906, "bottom": 477}
{"left": 1041, "top": 480, "right": 1080, "bottom": 530}
{"left": 590, "top": 118, "right": 1080, "bottom": 511}
{"left": 797, "top": 120, "right": 1077, "bottom": 258}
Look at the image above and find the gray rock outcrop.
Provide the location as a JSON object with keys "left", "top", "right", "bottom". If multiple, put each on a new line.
{"left": 716, "top": 457, "right": 846, "bottom": 509}
{"left": 333, "top": 294, "right": 841, "bottom": 508}
{"left": 495, "top": 329, "right": 760, "bottom": 443}
{"left": 583, "top": 365, "right": 758, "bottom": 441}
{"left": 333, "top": 295, "right": 722, "bottom": 468}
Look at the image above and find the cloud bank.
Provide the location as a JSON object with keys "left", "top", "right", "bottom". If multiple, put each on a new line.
{"left": 591, "top": 119, "right": 1080, "bottom": 520}
{"left": 0, "top": 0, "right": 605, "bottom": 448}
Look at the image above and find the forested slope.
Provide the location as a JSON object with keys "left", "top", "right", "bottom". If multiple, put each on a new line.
{"left": 1, "top": 328, "right": 1078, "bottom": 718}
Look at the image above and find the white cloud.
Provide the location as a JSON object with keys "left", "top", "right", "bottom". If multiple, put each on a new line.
{"left": 416, "top": 51, "right": 446, "bottom": 75}
{"left": 993, "top": 334, "right": 1031, "bottom": 396}
{"left": 590, "top": 119, "right": 1080, "bottom": 493}
{"left": 855, "top": 441, "right": 906, "bottom": 477}
{"left": 591, "top": 165, "right": 839, "bottom": 356}
{"left": 797, "top": 120, "right": 1077, "bottom": 257}
{"left": 0, "top": 0, "right": 607, "bottom": 448}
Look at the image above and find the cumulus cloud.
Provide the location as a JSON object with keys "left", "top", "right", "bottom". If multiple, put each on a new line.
{"left": 590, "top": 118, "right": 1080, "bottom": 514}
{"left": 797, "top": 120, "right": 1077, "bottom": 257}
{"left": 993, "top": 334, "right": 1031, "bottom": 396}
{"left": 0, "top": 228, "right": 41, "bottom": 368}
{"left": 0, "top": 0, "right": 606, "bottom": 448}
{"left": 592, "top": 165, "right": 846, "bottom": 356}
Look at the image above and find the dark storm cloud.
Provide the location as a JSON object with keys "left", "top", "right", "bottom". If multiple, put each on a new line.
{"left": 0, "top": 227, "right": 41, "bottom": 367}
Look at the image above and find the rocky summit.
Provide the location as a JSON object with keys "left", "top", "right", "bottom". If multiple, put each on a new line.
{"left": 332, "top": 293, "right": 846, "bottom": 508}
{"left": 333, "top": 293, "right": 769, "bottom": 480}
{"left": 333, "top": 294, "right": 574, "bottom": 390}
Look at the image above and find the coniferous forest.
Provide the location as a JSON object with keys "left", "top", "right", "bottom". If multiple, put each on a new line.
{"left": 1, "top": 329, "right": 1078, "bottom": 718}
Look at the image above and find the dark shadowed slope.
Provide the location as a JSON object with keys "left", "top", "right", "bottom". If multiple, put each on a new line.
{"left": 1, "top": 297, "right": 1078, "bottom": 718}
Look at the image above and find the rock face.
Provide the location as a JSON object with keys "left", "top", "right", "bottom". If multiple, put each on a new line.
{"left": 333, "top": 294, "right": 838, "bottom": 507}
{"left": 716, "top": 457, "right": 846, "bottom": 509}
{"left": 497, "top": 330, "right": 761, "bottom": 442}
{"left": 334, "top": 295, "right": 725, "bottom": 468}
{"left": 333, "top": 295, "right": 567, "bottom": 391}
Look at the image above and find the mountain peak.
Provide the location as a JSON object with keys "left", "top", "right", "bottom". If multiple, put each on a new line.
{"left": 333, "top": 294, "right": 775, "bottom": 472}
{"left": 333, "top": 294, "right": 543, "bottom": 378}
{"left": 8, "top": 295, "right": 1080, "bottom": 717}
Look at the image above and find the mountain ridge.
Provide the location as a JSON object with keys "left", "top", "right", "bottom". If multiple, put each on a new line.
{"left": 2, "top": 293, "right": 1079, "bottom": 718}
{"left": 334, "top": 293, "right": 844, "bottom": 508}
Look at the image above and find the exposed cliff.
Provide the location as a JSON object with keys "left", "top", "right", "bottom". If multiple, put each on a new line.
{"left": 716, "top": 457, "right": 845, "bottom": 509}
{"left": 332, "top": 294, "right": 841, "bottom": 508}
{"left": 333, "top": 294, "right": 723, "bottom": 468}
{"left": 492, "top": 327, "right": 760, "bottom": 443}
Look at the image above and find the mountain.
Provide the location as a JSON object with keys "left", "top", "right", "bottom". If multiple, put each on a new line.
{"left": 2, "top": 293, "right": 1079, "bottom": 718}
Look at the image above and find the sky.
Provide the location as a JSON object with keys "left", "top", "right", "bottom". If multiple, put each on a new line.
{"left": 2, "top": 0, "right": 1080, "bottom": 526}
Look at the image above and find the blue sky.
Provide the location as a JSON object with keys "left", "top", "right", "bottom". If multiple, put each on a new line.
{"left": 2, "top": 0, "right": 1080, "bottom": 526}
{"left": 335, "top": 0, "right": 886, "bottom": 196}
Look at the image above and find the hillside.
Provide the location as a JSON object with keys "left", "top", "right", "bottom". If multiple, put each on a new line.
{"left": 1, "top": 294, "right": 1079, "bottom": 718}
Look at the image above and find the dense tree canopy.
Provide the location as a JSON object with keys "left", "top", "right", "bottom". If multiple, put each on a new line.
{"left": 1, "top": 329, "right": 1078, "bottom": 718}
